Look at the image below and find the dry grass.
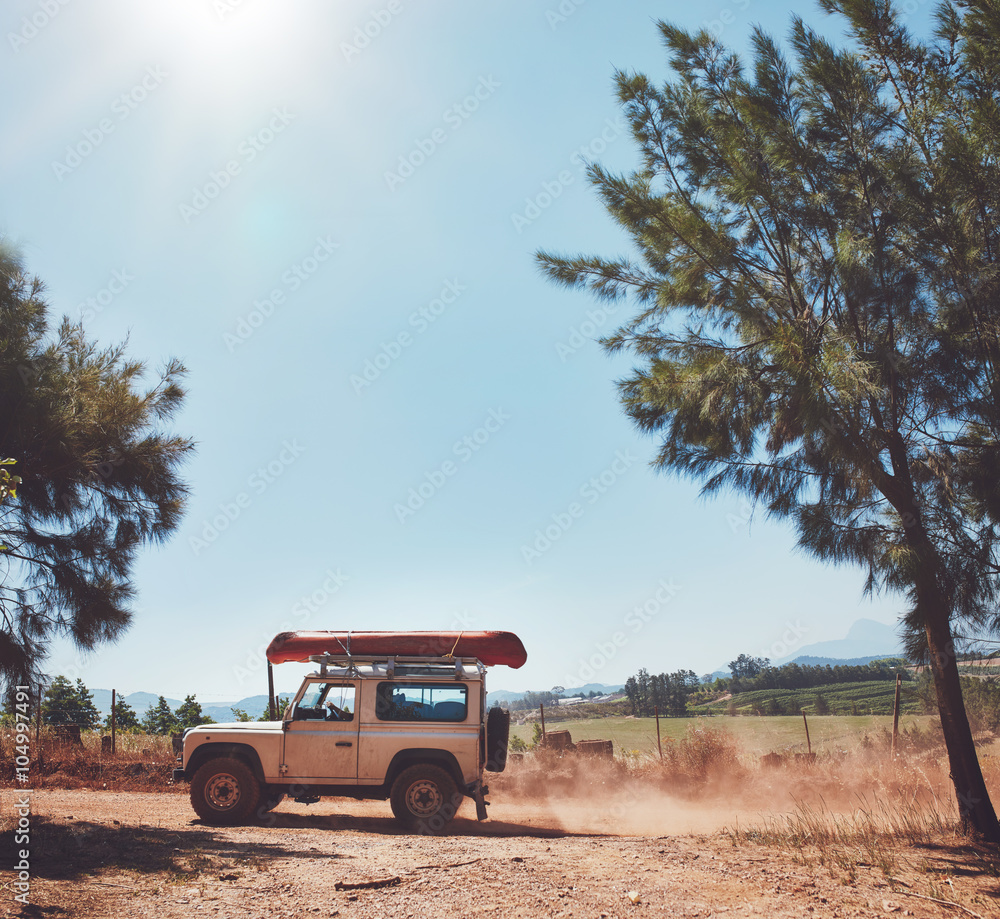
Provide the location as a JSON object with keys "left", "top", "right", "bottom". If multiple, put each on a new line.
{"left": 0, "top": 728, "right": 179, "bottom": 792}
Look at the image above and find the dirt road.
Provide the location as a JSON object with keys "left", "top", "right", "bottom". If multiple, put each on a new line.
{"left": 4, "top": 788, "right": 997, "bottom": 918}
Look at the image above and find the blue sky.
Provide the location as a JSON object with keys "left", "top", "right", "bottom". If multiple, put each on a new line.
{"left": 3, "top": 1, "right": 931, "bottom": 704}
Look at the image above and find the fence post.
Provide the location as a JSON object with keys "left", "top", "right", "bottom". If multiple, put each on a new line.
{"left": 539, "top": 703, "right": 546, "bottom": 743}
{"left": 655, "top": 706, "right": 663, "bottom": 760}
{"left": 802, "top": 711, "right": 811, "bottom": 755}
{"left": 268, "top": 663, "right": 276, "bottom": 721}
{"left": 890, "top": 673, "right": 902, "bottom": 758}
{"left": 111, "top": 688, "right": 117, "bottom": 755}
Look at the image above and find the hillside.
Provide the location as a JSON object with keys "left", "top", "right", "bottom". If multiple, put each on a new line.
{"left": 692, "top": 680, "right": 921, "bottom": 716}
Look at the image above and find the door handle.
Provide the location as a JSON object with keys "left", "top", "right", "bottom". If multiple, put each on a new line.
{"left": 335, "top": 741, "right": 353, "bottom": 747}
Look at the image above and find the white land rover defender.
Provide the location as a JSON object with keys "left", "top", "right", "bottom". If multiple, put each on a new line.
{"left": 173, "top": 631, "right": 523, "bottom": 833}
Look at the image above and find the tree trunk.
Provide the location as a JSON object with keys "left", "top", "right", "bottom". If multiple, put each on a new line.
{"left": 880, "top": 438, "right": 1000, "bottom": 841}
{"left": 918, "top": 572, "right": 1000, "bottom": 841}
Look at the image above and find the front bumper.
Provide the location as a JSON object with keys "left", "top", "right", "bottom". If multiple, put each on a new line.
{"left": 172, "top": 768, "right": 186, "bottom": 783}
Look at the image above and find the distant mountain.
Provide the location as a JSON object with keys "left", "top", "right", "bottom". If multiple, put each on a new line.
{"left": 89, "top": 689, "right": 300, "bottom": 722}
{"left": 89, "top": 689, "right": 184, "bottom": 718}
{"left": 772, "top": 618, "right": 903, "bottom": 665}
{"left": 200, "top": 693, "right": 299, "bottom": 723}
{"left": 708, "top": 618, "right": 906, "bottom": 680}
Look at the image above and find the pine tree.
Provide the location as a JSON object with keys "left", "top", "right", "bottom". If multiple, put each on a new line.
{"left": 142, "top": 696, "right": 180, "bottom": 735}
{"left": 41, "top": 675, "right": 99, "bottom": 729}
{"left": 257, "top": 695, "right": 289, "bottom": 721}
{"left": 175, "top": 694, "right": 214, "bottom": 729}
{"left": 539, "top": 1, "right": 1000, "bottom": 839}
{"left": 105, "top": 699, "right": 140, "bottom": 733}
{"left": 0, "top": 244, "right": 193, "bottom": 687}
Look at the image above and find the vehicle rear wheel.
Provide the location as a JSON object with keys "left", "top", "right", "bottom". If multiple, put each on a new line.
{"left": 190, "top": 757, "right": 261, "bottom": 826}
{"left": 389, "top": 764, "right": 460, "bottom": 834}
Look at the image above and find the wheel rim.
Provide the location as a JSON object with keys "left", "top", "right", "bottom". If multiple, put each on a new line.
{"left": 405, "top": 778, "right": 444, "bottom": 817}
{"left": 205, "top": 773, "right": 241, "bottom": 811}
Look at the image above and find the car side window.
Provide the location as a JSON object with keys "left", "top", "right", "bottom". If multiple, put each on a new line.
{"left": 375, "top": 682, "right": 467, "bottom": 721}
{"left": 294, "top": 682, "right": 355, "bottom": 721}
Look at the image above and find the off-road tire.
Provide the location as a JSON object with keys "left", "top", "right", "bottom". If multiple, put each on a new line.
{"left": 485, "top": 705, "right": 510, "bottom": 772}
{"left": 389, "top": 764, "right": 460, "bottom": 834}
{"left": 190, "top": 756, "right": 261, "bottom": 826}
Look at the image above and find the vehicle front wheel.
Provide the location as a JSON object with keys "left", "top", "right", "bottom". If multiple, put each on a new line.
{"left": 190, "top": 757, "right": 261, "bottom": 826}
{"left": 390, "top": 764, "right": 460, "bottom": 834}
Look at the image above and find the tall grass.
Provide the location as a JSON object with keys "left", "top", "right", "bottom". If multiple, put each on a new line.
{"left": 0, "top": 728, "right": 177, "bottom": 791}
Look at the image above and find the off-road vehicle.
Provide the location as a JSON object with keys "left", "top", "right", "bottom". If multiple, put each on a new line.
{"left": 173, "top": 630, "right": 525, "bottom": 833}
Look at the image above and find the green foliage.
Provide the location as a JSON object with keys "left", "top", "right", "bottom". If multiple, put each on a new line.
{"left": 104, "top": 698, "right": 140, "bottom": 733}
{"left": 508, "top": 690, "right": 565, "bottom": 712}
{"left": 624, "top": 667, "right": 700, "bottom": 717}
{"left": 229, "top": 706, "right": 253, "bottom": 723}
{"left": 142, "top": 696, "right": 180, "bottom": 735}
{"left": 962, "top": 677, "right": 1000, "bottom": 733}
{"left": 0, "top": 458, "right": 20, "bottom": 507}
{"left": 727, "top": 659, "right": 910, "bottom": 694}
{"left": 175, "top": 694, "right": 215, "bottom": 729}
{"left": 257, "top": 695, "right": 290, "bottom": 721}
{"left": 729, "top": 655, "right": 770, "bottom": 680}
{"left": 41, "top": 675, "right": 100, "bottom": 729}
{"left": 508, "top": 734, "right": 528, "bottom": 753}
{"left": 537, "top": 3, "right": 1000, "bottom": 655}
{"left": 0, "top": 245, "right": 193, "bottom": 687}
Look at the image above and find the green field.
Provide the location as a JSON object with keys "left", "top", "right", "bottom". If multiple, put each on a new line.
{"left": 511, "top": 713, "right": 940, "bottom": 757}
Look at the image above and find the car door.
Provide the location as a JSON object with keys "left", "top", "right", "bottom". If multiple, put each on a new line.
{"left": 281, "top": 680, "right": 360, "bottom": 782}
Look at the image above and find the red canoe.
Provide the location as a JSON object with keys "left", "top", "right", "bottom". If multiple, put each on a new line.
{"left": 266, "top": 630, "right": 527, "bottom": 669}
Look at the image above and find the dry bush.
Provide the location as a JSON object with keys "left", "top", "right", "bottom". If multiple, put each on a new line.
{"left": 654, "top": 725, "right": 744, "bottom": 788}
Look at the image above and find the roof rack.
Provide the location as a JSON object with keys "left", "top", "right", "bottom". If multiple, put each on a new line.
{"left": 307, "top": 653, "right": 485, "bottom": 680}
